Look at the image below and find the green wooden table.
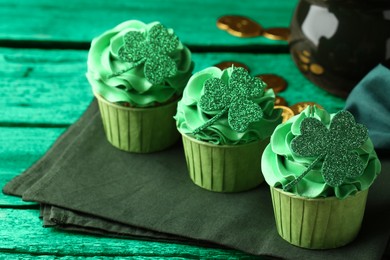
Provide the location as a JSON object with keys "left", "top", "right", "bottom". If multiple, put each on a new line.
{"left": 1, "top": 0, "right": 385, "bottom": 258}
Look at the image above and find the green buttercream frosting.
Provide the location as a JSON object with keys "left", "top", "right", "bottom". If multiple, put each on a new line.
{"left": 86, "top": 20, "right": 194, "bottom": 107}
{"left": 262, "top": 106, "right": 381, "bottom": 199}
{"left": 175, "top": 67, "right": 282, "bottom": 145}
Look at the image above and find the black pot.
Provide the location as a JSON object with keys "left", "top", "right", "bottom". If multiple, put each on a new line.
{"left": 289, "top": 0, "right": 390, "bottom": 97}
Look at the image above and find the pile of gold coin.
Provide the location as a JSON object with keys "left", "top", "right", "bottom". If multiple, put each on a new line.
{"left": 255, "top": 73, "right": 323, "bottom": 123}
{"left": 216, "top": 15, "right": 263, "bottom": 38}
{"left": 216, "top": 15, "right": 290, "bottom": 41}
{"left": 294, "top": 49, "right": 325, "bottom": 75}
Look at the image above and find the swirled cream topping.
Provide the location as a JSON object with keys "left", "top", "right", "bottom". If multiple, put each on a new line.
{"left": 87, "top": 20, "right": 193, "bottom": 107}
{"left": 175, "top": 67, "right": 282, "bottom": 145}
{"left": 262, "top": 106, "right": 381, "bottom": 199}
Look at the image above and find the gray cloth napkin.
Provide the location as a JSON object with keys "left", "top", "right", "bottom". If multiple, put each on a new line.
{"left": 3, "top": 100, "right": 390, "bottom": 260}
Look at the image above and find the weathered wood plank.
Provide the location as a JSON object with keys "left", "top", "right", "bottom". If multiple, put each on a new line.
{"left": 0, "top": 127, "right": 64, "bottom": 206}
{"left": 1, "top": 254, "right": 225, "bottom": 260}
{"left": 0, "top": 255, "right": 174, "bottom": 260}
{"left": 0, "top": 49, "right": 93, "bottom": 126}
{"left": 0, "top": 209, "right": 254, "bottom": 258}
{"left": 0, "top": 175, "right": 37, "bottom": 207}
{"left": 0, "top": 127, "right": 64, "bottom": 174}
{"left": 0, "top": 0, "right": 297, "bottom": 48}
{"left": 0, "top": 48, "right": 345, "bottom": 125}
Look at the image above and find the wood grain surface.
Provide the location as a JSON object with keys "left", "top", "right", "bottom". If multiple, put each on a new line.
{"left": 0, "top": 0, "right": 296, "bottom": 49}
{"left": 0, "top": 209, "right": 252, "bottom": 258}
{"left": 2, "top": 0, "right": 387, "bottom": 258}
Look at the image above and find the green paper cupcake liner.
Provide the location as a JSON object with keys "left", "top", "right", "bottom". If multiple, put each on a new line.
{"left": 181, "top": 134, "right": 268, "bottom": 192}
{"left": 95, "top": 93, "right": 179, "bottom": 153}
{"left": 270, "top": 187, "right": 368, "bottom": 249}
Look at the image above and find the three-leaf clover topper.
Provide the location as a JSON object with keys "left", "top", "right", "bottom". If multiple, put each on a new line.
{"left": 283, "top": 108, "right": 369, "bottom": 191}
{"left": 193, "top": 67, "right": 267, "bottom": 135}
{"left": 111, "top": 23, "right": 179, "bottom": 84}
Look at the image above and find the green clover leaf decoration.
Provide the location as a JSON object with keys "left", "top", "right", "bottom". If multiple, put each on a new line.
{"left": 111, "top": 23, "right": 179, "bottom": 84}
{"left": 283, "top": 109, "right": 368, "bottom": 191}
{"left": 193, "top": 67, "right": 266, "bottom": 134}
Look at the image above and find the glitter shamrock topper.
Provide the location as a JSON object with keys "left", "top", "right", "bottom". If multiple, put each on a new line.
{"left": 283, "top": 109, "right": 368, "bottom": 191}
{"left": 110, "top": 23, "right": 179, "bottom": 84}
{"left": 193, "top": 67, "right": 266, "bottom": 134}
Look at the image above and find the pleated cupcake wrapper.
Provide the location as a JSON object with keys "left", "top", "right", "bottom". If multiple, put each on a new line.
{"left": 270, "top": 187, "right": 369, "bottom": 249}
{"left": 95, "top": 94, "right": 179, "bottom": 153}
{"left": 181, "top": 134, "right": 268, "bottom": 193}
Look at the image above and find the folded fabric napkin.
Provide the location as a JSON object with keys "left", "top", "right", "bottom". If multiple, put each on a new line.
{"left": 3, "top": 100, "right": 390, "bottom": 260}
{"left": 345, "top": 63, "right": 390, "bottom": 150}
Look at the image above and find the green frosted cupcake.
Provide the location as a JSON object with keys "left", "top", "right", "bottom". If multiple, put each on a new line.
{"left": 262, "top": 106, "right": 381, "bottom": 249}
{"left": 87, "top": 20, "right": 194, "bottom": 153}
{"left": 175, "top": 66, "right": 282, "bottom": 192}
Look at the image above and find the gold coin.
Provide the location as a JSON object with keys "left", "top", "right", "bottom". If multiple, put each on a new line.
{"left": 275, "top": 105, "right": 294, "bottom": 123}
{"left": 263, "top": 28, "right": 291, "bottom": 41}
{"left": 214, "top": 61, "right": 250, "bottom": 72}
{"left": 300, "top": 64, "right": 309, "bottom": 72}
{"left": 275, "top": 96, "right": 287, "bottom": 106}
{"left": 290, "top": 102, "right": 324, "bottom": 115}
{"left": 310, "top": 63, "right": 325, "bottom": 75}
{"left": 298, "top": 53, "right": 310, "bottom": 64}
{"left": 257, "top": 74, "right": 287, "bottom": 93}
{"left": 302, "top": 50, "right": 311, "bottom": 57}
{"left": 217, "top": 15, "right": 263, "bottom": 38}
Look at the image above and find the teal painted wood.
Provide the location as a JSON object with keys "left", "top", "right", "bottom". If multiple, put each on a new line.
{"left": 0, "top": 48, "right": 345, "bottom": 125}
{"left": 0, "top": 127, "right": 64, "bottom": 206}
{"left": 0, "top": 48, "right": 93, "bottom": 126}
{"left": 0, "top": 209, "right": 256, "bottom": 258}
{"left": 0, "top": 127, "right": 64, "bottom": 174}
{"left": 0, "top": 174, "right": 37, "bottom": 207}
{"left": 1, "top": 254, "right": 223, "bottom": 260}
{"left": 0, "top": 0, "right": 297, "bottom": 48}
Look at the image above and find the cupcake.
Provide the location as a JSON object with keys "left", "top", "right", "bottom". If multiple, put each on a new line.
{"left": 175, "top": 66, "right": 282, "bottom": 192}
{"left": 86, "top": 20, "right": 194, "bottom": 153}
{"left": 262, "top": 106, "right": 381, "bottom": 249}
